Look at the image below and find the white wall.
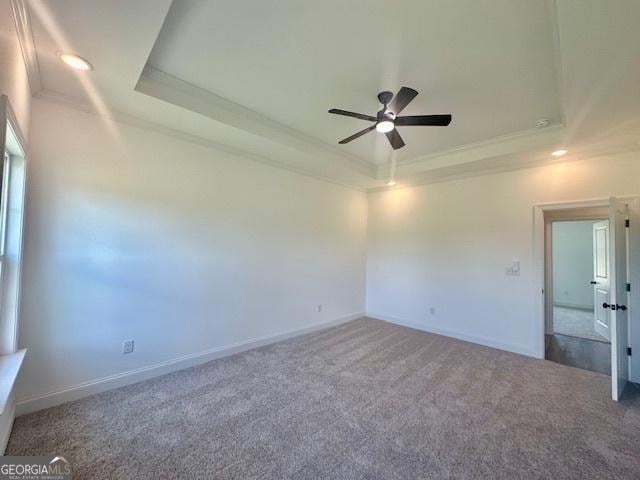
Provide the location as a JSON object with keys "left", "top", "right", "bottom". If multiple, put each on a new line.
{"left": 0, "top": 0, "right": 31, "bottom": 141}
{"left": 367, "top": 153, "right": 640, "bottom": 357}
{"left": 0, "top": 0, "right": 31, "bottom": 451}
{"left": 552, "top": 220, "right": 596, "bottom": 310}
{"left": 16, "top": 98, "right": 367, "bottom": 407}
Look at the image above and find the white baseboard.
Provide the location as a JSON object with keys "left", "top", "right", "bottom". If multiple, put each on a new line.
{"left": 368, "top": 312, "right": 538, "bottom": 358}
{"left": 16, "top": 313, "right": 363, "bottom": 416}
{"left": 553, "top": 302, "right": 593, "bottom": 311}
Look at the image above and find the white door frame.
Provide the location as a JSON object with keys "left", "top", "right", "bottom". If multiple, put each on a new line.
{"left": 533, "top": 196, "right": 640, "bottom": 384}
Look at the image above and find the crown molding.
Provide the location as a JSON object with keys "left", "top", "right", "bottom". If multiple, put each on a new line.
{"left": 34, "top": 89, "right": 367, "bottom": 192}
{"left": 135, "top": 66, "right": 377, "bottom": 178}
{"left": 369, "top": 140, "right": 640, "bottom": 193}
{"left": 379, "top": 123, "right": 566, "bottom": 180}
{"left": 10, "top": 0, "right": 42, "bottom": 95}
{"left": 548, "top": 0, "right": 567, "bottom": 129}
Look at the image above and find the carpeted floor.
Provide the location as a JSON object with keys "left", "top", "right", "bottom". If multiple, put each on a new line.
{"left": 554, "top": 305, "right": 608, "bottom": 342}
{"left": 7, "top": 318, "right": 640, "bottom": 479}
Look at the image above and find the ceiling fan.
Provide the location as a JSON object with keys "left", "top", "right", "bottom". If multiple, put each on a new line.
{"left": 329, "top": 87, "right": 452, "bottom": 150}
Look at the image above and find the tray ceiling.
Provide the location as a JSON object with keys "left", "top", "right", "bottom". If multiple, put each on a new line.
{"left": 147, "top": 0, "right": 561, "bottom": 165}
{"left": 17, "top": 0, "right": 640, "bottom": 190}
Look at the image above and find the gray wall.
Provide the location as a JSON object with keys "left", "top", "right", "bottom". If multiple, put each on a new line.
{"left": 552, "top": 221, "right": 597, "bottom": 310}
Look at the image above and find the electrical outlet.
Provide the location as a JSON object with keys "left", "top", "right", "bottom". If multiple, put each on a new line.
{"left": 317, "top": 304, "right": 322, "bottom": 313}
{"left": 123, "top": 340, "right": 134, "bottom": 354}
{"left": 429, "top": 307, "right": 436, "bottom": 315}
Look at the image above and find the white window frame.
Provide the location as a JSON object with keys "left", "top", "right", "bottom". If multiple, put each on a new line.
{"left": 0, "top": 151, "right": 11, "bottom": 263}
{"left": 0, "top": 95, "right": 27, "bottom": 356}
{"left": 0, "top": 95, "right": 27, "bottom": 422}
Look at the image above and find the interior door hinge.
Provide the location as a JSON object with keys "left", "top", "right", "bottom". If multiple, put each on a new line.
{"left": 625, "top": 219, "right": 630, "bottom": 228}
{"left": 627, "top": 283, "right": 632, "bottom": 292}
{"left": 628, "top": 347, "right": 632, "bottom": 356}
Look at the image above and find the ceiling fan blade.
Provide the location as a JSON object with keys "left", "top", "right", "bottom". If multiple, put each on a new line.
{"left": 329, "top": 109, "right": 376, "bottom": 122}
{"left": 338, "top": 125, "right": 376, "bottom": 144}
{"left": 395, "top": 114, "right": 452, "bottom": 126}
{"left": 388, "top": 87, "right": 418, "bottom": 115}
{"left": 385, "top": 129, "right": 405, "bottom": 150}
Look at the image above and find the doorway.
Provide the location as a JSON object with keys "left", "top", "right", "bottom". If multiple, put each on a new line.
{"left": 546, "top": 217, "right": 611, "bottom": 376}
{"left": 535, "top": 197, "right": 637, "bottom": 401}
{"left": 552, "top": 219, "right": 609, "bottom": 343}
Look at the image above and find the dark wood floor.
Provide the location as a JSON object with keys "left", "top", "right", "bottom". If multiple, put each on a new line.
{"left": 545, "top": 333, "right": 611, "bottom": 375}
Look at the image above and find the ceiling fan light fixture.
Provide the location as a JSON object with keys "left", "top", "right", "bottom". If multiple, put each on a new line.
{"left": 329, "top": 87, "right": 452, "bottom": 150}
{"left": 376, "top": 120, "right": 394, "bottom": 133}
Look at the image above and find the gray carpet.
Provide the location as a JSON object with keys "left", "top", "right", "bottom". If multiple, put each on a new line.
{"left": 554, "top": 305, "right": 608, "bottom": 342}
{"left": 7, "top": 318, "right": 640, "bottom": 479}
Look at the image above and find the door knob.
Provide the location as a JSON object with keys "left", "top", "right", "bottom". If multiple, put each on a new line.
{"left": 590, "top": 281, "right": 597, "bottom": 285}
{"left": 603, "top": 302, "right": 627, "bottom": 311}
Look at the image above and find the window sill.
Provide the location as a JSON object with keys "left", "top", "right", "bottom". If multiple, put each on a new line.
{"left": 0, "top": 349, "right": 25, "bottom": 415}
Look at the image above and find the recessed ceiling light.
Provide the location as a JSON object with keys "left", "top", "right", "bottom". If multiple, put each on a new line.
{"left": 376, "top": 121, "right": 394, "bottom": 133}
{"left": 551, "top": 149, "right": 568, "bottom": 157}
{"left": 59, "top": 53, "right": 92, "bottom": 71}
{"left": 386, "top": 180, "right": 396, "bottom": 187}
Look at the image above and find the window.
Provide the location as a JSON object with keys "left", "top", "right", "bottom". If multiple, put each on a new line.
{"left": 0, "top": 95, "right": 27, "bottom": 415}
{"left": 0, "top": 151, "right": 11, "bottom": 258}
{"left": 0, "top": 95, "right": 27, "bottom": 356}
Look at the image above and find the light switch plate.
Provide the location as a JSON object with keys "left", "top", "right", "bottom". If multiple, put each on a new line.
{"left": 505, "top": 261, "right": 520, "bottom": 276}
{"left": 123, "top": 340, "right": 134, "bottom": 354}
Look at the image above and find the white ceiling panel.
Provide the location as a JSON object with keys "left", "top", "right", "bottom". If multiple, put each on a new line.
{"left": 148, "top": 0, "right": 562, "bottom": 164}
{"left": 20, "top": 0, "right": 640, "bottom": 190}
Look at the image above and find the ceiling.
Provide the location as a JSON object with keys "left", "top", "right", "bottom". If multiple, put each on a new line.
{"left": 148, "top": 0, "right": 561, "bottom": 165}
{"left": 17, "top": 0, "right": 640, "bottom": 190}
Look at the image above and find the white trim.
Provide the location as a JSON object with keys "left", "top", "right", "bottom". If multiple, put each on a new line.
{"left": 368, "top": 151, "right": 576, "bottom": 193}
{"left": 136, "top": 67, "right": 376, "bottom": 178}
{"left": 0, "top": 349, "right": 25, "bottom": 415}
{"left": 369, "top": 144, "right": 640, "bottom": 193}
{"left": 533, "top": 199, "right": 612, "bottom": 358}
{"left": 10, "top": 0, "right": 41, "bottom": 95}
{"left": 0, "top": 96, "right": 27, "bottom": 156}
{"left": 9, "top": 156, "right": 26, "bottom": 356}
{"left": 0, "top": 96, "right": 28, "bottom": 358}
{"left": 390, "top": 123, "right": 565, "bottom": 172}
{"left": 34, "top": 90, "right": 367, "bottom": 193}
{"left": 34, "top": 91, "right": 640, "bottom": 194}
{"left": 0, "top": 392, "right": 15, "bottom": 454}
{"left": 548, "top": 0, "right": 567, "bottom": 130}
{"left": 533, "top": 196, "right": 640, "bottom": 371}
{"left": 367, "top": 312, "right": 538, "bottom": 358}
{"left": 553, "top": 302, "right": 594, "bottom": 311}
{"left": 626, "top": 198, "right": 640, "bottom": 383}
{"left": 15, "top": 313, "right": 364, "bottom": 416}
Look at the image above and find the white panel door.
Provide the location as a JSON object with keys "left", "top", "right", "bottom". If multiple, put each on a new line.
{"left": 593, "top": 221, "right": 611, "bottom": 340}
{"left": 609, "top": 197, "right": 629, "bottom": 401}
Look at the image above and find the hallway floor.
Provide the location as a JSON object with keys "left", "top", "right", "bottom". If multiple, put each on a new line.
{"left": 545, "top": 333, "right": 611, "bottom": 375}
{"left": 553, "top": 305, "right": 608, "bottom": 342}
